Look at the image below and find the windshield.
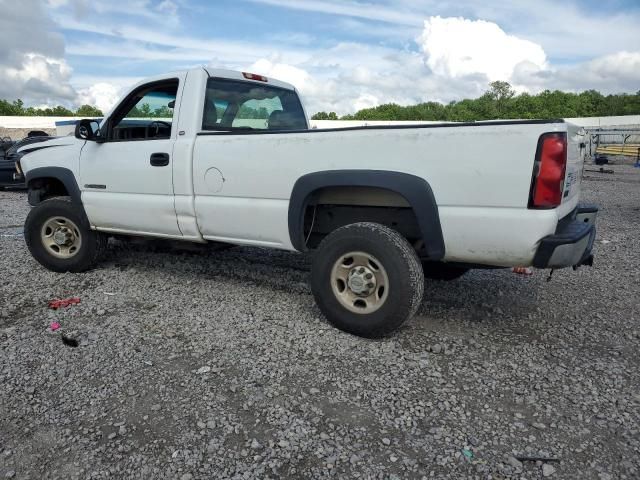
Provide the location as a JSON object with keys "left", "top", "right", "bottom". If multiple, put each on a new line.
{"left": 202, "top": 78, "right": 307, "bottom": 132}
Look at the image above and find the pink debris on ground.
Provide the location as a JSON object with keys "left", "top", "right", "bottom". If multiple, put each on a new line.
{"left": 512, "top": 267, "right": 534, "bottom": 276}
{"left": 50, "top": 322, "right": 61, "bottom": 332}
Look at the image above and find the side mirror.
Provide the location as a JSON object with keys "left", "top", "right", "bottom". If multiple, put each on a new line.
{"left": 168, "top": 100, "right": 175, "bottom": 109}
{"left": 75, "top": 119, "right": 102, "bottom": 141}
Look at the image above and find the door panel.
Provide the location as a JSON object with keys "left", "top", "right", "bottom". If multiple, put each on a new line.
{"left": 80, "top": 139, "right": 180, "bottom": 235}
{"left": 79, "top": 75, "right": 185, "bottom": 236}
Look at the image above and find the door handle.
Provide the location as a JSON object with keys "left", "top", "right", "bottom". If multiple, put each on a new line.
{"left": 150, "top": 153, "right": 170, "bottom": 167}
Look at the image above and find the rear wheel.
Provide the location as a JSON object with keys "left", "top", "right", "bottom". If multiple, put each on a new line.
{"left": 311, "top": 222, "right": 424, "bottom": 338}
{"left": 24, "top": 197, "right": 106, "bottom": 272}
{"left": 421, "top": 262, "right": 468, "bottom": 281}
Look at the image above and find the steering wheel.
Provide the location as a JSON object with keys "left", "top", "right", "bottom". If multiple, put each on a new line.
{"left": 146, "top": 120, "right": 171, "bottom": 138}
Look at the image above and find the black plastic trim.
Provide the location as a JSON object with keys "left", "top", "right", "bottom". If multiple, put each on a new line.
{"left": 577, "top": 203, "right": 598, "bottom": 214}
{"left": 19, "top": 144, "right": 69, "bottom": 155}
{"left": 556, "top": 203, "right": 599, "bottom": 233}
{"left": 556, "top": 206, "right": 577, "bottom": 233}
{"left": 197, "top": 118, "right": 565, "bottom": 136}
{"left": 25, "top": 167, "right": 83, "bottom": 205}
{"left": 288, "top": 170, "right": 445, "bottom": 259}
{"left": 533, "top": 220, "right": 595, "bottom": 268}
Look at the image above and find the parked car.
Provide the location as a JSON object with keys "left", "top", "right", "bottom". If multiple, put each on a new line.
{"left": 0, "top": 135, "right": 51, "bottom": 189}
{"left": 16, "top": 67, "right": 597, "bottom": 337}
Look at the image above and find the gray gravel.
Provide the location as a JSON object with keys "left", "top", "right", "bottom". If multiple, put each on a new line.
{"left": 1, "top": 165, "right": 639, "bottom": 479}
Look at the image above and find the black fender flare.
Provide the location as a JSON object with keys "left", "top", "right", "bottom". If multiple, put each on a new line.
{"left": 25, "top": 167, "right": 90, "bottom": 227}
{"left": 25, "top": 167, "right": 82, "bottom": 204}
{"left": 288, "top": 170, "right": 445, "bottom": 259}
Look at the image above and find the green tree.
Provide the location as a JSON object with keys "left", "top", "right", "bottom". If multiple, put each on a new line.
{"left": 311, "top": 111, "right": 338, "bottom": 120}
{"left": 0, "top": 99, "right": 26, "bottom": 115}
{"left": 487, "top": 80, "right": 516, "bottom": 117}
{"left": 312, "top": 82, "right": 640, "bottom": 121}
{"left": 76, "top": 104, "right": 103, "bottom": 117}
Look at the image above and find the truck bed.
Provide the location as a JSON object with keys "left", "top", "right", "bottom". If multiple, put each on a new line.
{"left": 185, "top": 119, "right": 584, "bottom": 266}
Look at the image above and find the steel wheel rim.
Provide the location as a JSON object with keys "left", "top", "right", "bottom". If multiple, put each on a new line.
{"left": 40, "top": 216, "right": 82, "bottom": 259}
{"left": 330, "top": 251, "right": 389, "bottom": 314}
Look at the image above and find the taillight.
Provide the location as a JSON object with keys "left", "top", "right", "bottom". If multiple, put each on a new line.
{"left": 242, "top": 72, "right": 268, "bottom": 82}
{"left": 529, "top": 132, "right": 567, "bottom": 209}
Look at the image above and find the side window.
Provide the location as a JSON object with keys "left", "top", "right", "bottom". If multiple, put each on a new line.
{"left": 202, "top": 78, "right": 307, "bottom": 131}
{"left": 109, "top": 80, "right": 178, "bottom": 141}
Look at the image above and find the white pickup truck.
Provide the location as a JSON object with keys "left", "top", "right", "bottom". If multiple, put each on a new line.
{"left": 15, "top": 67, "right": 597, "bottom": 337}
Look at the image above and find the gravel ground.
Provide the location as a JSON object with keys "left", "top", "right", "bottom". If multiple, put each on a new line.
{"left": 1, "top": 166, "right": 639, "bottom": 479}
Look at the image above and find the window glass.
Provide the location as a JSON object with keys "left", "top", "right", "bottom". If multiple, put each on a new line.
{"left": 110, "top": 81, "right": 178, "bottom": 141}
{"left": 202, "top": 78, "right": 307, "bottom": 131}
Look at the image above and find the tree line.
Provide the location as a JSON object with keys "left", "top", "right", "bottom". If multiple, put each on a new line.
{"left": 0, "top": 99, "right": 103, "bottom": 117}
{"left": 3, "top": 82, "right": 640, "bottom": 121}
{"left": 312, "top": 82, "right": 640, "bottom": 121}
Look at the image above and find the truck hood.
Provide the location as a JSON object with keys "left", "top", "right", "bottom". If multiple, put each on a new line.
{"left": 17, "top": 136, "right": 77, "bottom": 156}
{"left": 18, "top": 136, "right": 84, "bottom": 178}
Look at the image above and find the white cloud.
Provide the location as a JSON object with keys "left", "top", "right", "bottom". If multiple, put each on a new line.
{"left": 418, "top": 16, "right": 547, "bottom": 82}
{"left": 8, "top": 1, "right": 640, "bottom": 117}
{"left": 156, "top": 0, "right": 178, "bottom": 15}
{"left": 526, "top": 51, "right": 640, "bottom": 94}
{"left": 0, "top": 54, "right": 76, "bottom": 102}
{"left": 76, "top": 82, "right": 122, "bottom": 113}
{"left": 244, "top": 0, "right": 640, "bottom": 62}
{"left": 244, "top": 0, "right": 421, "bottom": 27}
{"left": 248, "top": 59, "right": 312, "bottom": 91}
{"left": 0, "top": 0, "right": 78, "bottom": 104}
{"left": 352, "top": 93, "right": 380, "bottom": 112}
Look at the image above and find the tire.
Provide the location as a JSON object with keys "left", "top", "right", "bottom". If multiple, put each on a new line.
{"left": 421, "top": 262, "right": 469, "bottom": 281}
{"left": 311, "top": 222, "right": 424, "bottom": 338}
{"left": 24, "top": 197, "right": 106, "bottom": 273}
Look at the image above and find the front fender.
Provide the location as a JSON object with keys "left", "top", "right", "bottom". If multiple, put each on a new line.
{"left": 25, "top": 166, "right": 82, "bottom": 205}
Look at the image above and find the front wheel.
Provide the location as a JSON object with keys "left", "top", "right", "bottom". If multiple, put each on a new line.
{"left": 24, "top": 197, "right": 106, "bottom": 273}
{"left": 311, "top": 222, "right": 424, "bottom": 338}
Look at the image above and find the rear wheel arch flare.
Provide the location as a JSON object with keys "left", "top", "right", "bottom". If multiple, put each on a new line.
{"left": 288, "top": 170, "right": 445, "bottom": 259}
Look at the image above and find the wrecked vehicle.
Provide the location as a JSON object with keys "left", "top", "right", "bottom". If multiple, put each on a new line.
{"left": 1, "top": 134, "right": 50, "bottom": 189}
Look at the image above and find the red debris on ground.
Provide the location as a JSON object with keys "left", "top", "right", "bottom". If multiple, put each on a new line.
{"left": 48, "top": 297, "right": 81, "bottom": 310}
{"left": 512, "top": 267, "right": 534, "bottom": 276}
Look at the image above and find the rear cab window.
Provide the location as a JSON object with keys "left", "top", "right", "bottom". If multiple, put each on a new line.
{"left": 202, "top": 78, "right": 308, "bottom": 132}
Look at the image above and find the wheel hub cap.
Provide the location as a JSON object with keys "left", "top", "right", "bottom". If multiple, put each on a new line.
{"left": 330, "top": 251, "right": 389, "bottom": 314}
{"left": 53, "top": 228, "right": 73, "bottom": 246}
{"left": 41, "top": 216, "right": 82, "bottom": 259}
{"left": 347, "top": 266, "right": 376, "bottom": 295}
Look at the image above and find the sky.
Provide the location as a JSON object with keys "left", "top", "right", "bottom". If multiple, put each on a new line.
{"left": 0, "top": 0, "right": 639, "bottom": 115}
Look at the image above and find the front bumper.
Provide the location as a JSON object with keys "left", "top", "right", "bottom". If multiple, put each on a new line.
{"left": 533, "top": 204, "right": 598, "bottom": 269}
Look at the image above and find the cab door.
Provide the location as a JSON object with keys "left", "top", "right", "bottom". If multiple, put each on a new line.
{"left": 80, "top": 75, "right": 185, "bottom": 236}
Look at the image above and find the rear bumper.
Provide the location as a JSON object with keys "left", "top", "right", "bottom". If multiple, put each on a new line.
{"left": 533, "top": 204, "right": 598, "bottom": 269}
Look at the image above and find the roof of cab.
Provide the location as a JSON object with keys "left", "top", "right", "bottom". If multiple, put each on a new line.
{"left": 203, "top": 67, "right": 297, "bottom": 91}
